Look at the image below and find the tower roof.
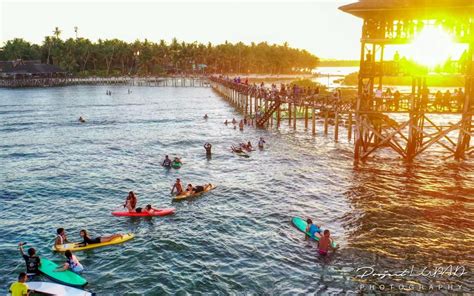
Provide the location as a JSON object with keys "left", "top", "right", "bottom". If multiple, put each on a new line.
{"left": 339, "top": 0, "right": 474, "bottom": 19}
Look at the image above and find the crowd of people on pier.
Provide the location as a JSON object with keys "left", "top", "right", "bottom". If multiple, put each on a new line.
{"left": 367, "top": 86, "right": 466, "bottom": 112}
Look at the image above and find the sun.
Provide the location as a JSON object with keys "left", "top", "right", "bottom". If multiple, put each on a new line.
{"left": 408, "top": 25, "right": 464, "bottom": 68}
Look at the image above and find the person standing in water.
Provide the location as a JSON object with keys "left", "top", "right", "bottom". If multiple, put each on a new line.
{"left": 204, "top": 114, "right": 209, "bottom": 119}
{"left": 258, "top": 137, "right": 266, "bottom": 149}
{"left": 18, "top": 243, "right": 41, "bottom": 277}
{"left": 9, "top": 272, "right": 30, "bottom": 296}
{"left": 54, "top": 228, "right": 69, "bottom": 249}
{"left": 58, "top": 250, "right": 84, "bottom": 274}
{"left": 123, "top": 191, "right": 137, "bottom": 212}
{"left": 162, "top": 155, "right": 172, "bottom": 168}
{"left": 171, "top": 178, "right": 183, "bottom": 195}
{"left": 204, "top": 143, "right": 212, "bottom": 156}
{"left": 318, "top": 229, "right": 335, "bottom": 256}
{"left": 239, "top": 120, "right": 244, "bottom": 131}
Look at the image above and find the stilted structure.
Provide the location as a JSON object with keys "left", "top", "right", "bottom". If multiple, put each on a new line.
{"left": 340, "top": 0, "right": 473, "bottom": 161}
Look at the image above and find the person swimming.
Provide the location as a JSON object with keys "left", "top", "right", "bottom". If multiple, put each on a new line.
{"left": 173, "top": 157, "right": 182, "bottom": 164}
{"left": 232, "top": 118, "right": 237, "bottom": 124}
{"left": 204, "top": 114, "right": 209, "bottom": 119}
{"left": 224, "top": 120, "right": 228, "bottom": 125}
{"left": 78, "top": 116, "right": 85, "bottom": 123}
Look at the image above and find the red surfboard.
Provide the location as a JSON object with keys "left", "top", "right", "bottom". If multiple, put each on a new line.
{"left": 112, "top": 208, "right": 175, "bottom": 217}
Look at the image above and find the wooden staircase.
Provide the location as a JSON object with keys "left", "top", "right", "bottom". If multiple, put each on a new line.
{"left": 257, "top": 100, "right": 281, "bottom": 127}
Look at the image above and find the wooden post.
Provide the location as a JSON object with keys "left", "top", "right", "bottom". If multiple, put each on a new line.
{"left": 277, "top": 103, "right": 281, "bottom": 128}
{"left": 288, "top": 103, "right": 292, "bottom": 126}
{"left": 245, "top": 94, "right": 248, "bottom": 116}
{"left": 334, "top": 112, "right": 339, "bottom": 142}
{"left": 348, "top": 112, "right": 353, "bottom": 141}
{"left": 324, "top": 110, "right": 329, "bottom": 135}
{"left": 304, "top": 105, "right": 309, "bottom": 129}
{"left": 312, "top": 102, "right": 316, "bottom": 135}
{"left": 293, "top": 103, "right": 297, "bottom": 130}
{"left": 270, "top": 108, "right": 274, "bottom": 127}
{"left": 249, "top": 95, "right": 252, "bottom": 115}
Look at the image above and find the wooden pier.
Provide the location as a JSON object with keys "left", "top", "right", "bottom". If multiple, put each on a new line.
{"left": 210, "top": 75, "right": 473, "bottom": 162}
{"left": 0, "top": 76, "right": 210, "bottom": 88}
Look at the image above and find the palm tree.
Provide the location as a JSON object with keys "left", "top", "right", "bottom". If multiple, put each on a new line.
{"left": 53, "top": 27, "right": 61, "bottom": 39}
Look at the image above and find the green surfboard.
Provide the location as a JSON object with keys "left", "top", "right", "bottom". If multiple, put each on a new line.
{"left": 39, "top": 258, "right": 87, "bottom": 287}
{"left": 291, "top": 217, "right": 337, "bottom": 248}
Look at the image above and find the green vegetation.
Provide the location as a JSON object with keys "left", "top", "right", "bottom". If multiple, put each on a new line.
{"left": 0, "top": 31, "right": 319, "bottom": 76}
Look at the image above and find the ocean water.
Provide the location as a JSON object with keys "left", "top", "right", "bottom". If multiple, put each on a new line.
{"left": 0, "top": 85, "right": 472, "bottom": 295}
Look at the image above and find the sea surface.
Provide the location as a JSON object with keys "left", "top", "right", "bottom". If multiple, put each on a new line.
{"left": 0, "top": 85, "right": 473, "bottom": 295}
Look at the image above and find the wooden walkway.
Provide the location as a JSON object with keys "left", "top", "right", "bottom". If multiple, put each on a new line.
{"left": 210, "top": 76, "right": 473, "bottom": 162}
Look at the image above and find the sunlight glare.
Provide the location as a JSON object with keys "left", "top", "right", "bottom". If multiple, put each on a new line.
{"left": 409, "top": 26, "right": 458, "bottom": 68}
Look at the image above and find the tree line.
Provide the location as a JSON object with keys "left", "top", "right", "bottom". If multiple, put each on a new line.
{"left": 0, "top": 29, "right": 319, "bottom": 76}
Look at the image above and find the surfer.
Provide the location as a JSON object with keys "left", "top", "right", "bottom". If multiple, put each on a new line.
{"left": 55, "top": 228, "right": 70, "bottom": 249}
{"left": 58, "top": 250, "right": 84, "bottom": 274}
{"left": 305, "top": 219, "right": 322, "bottom": 240}
{"left": 18, "top": 243, "right": 41, "bottom": 277}
{"left": 124, "top": 191, "right": 137, "bottom": 212}
{"left": 171, "top": 178, "right": 184, "bottom": 195}
{"left": 78, "top": 230, "right": 122, "bottom": 246}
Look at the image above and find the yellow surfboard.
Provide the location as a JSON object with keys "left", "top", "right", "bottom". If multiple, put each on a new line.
{"left": 173, "top": 184, "right": 217, "bottom": 201}
{"left": 52, "top": 233, "right": 135, "bottom": 252}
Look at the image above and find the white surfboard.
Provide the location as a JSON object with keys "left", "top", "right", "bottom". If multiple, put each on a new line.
{"left": 27, "top": 281, "right": 94, "bottom": 296}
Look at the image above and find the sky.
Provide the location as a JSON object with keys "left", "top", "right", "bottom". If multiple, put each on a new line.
{"left": 0, "top": 0, "right": 362, "bottom": 60}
